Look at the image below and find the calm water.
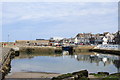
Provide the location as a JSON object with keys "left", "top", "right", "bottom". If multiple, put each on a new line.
{"left": 10, "top": 51, "right": 120, "bottom": 74}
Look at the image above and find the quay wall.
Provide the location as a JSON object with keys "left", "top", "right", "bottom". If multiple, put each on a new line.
{"left": 73, "top": 46, "right": 94, "bottom": 53}
{"left": 91, "top": 44, "right": 120, "bottom": 55}
{"left": 90, "top": 49, "right": 120, "bottom": 55}
{"left": 19, "top": 46, "right": 62, "bottom": 54}
{"left": 0, "top": 47, "right": 18, "bottom": 80}
{"left": 19, "top": 45, "right": 94, "bottom": 54}
{"left": 95, "top": 44, "right": 120, "bottom": 50}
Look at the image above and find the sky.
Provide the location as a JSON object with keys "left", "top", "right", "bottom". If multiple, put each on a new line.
{"left": 1, "top": 2, "right": 118, "bottom": 42}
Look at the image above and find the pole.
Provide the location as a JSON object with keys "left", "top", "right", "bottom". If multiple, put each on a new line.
{"left": 8, "top": 34, "right": 9, "bottom": 42}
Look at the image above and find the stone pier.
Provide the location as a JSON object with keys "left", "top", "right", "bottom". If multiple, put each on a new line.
{"left": 0, "top": 47, "right": 18, "bottom": 80}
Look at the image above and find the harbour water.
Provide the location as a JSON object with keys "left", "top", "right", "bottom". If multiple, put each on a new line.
{"left": 9, "top": 51, "right": 120, "bottom": 74}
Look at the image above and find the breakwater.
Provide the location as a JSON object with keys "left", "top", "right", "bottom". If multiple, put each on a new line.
{"left": 0, "top": 47, "right": 19, "bottom": 80}
{"left": 19, "top": 46, "right": 62, "bottom": 54}
{"left": 19, "top": 46, "right": 94, "bottom": 54}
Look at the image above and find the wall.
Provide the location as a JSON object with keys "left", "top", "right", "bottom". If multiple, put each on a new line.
{"left": 96, "top": 44, "right": 120, "bottom": 50}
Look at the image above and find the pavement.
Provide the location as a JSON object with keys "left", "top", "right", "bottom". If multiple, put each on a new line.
{"left": 5, "top": 72, "right": 60, "bottom": 79}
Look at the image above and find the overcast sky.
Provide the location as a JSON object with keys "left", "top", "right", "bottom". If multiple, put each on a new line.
{"left": 2, "top": 2, "right": 118, "bottom": 42}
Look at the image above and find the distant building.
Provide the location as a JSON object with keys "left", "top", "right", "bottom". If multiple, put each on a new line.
{"left": 49, "top": 37, "right": 64, "bottom": 46}
{"left": 36, "top": 39, "right": 45, "bottom": 40}
{"left": 68, "top": 38, "right": 75, "bottom": 44}
{"left": 105, "top": 33, "right": 115, "bottom": 44}
{"left": 75, "top": 33, "right": 103, "bottom": 45}
{"left": 75, "top": 33, "right": 92, "bottom": 44}
{"left": 15, "top": 40, "right": 49, "bottom": 46}
{"left": 60, "top": 38, "right": 69, "bottom": 44}
{"left": 96, "top": 31, "right": 120, "bottom": 50}
{"left": 50, "top": 37, "right": 63, "bottom": 41}
{"left": 102, "top": 37, "right": 108, "bottom": 45}
{"left": 96, "top": 34, "right": 103, "bottom": 44}
{"left": 114, "top": 31, "right": 120, "bottom": 45}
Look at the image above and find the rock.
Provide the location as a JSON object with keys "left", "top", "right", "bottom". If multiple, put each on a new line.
{"left": 110, "top": 73, "right": 120, "bottom": 77}
{"left": 15, "top": 51, "right": 20, "bottom": 56}
{"left": 97, "top": 72, "right": 109, "bottom": 75}
{"left": 52, "top": 73, "right": 73, "bottom": 80}
{"left": 51, "top": 70, "right": 88, "bottom": 80}
{"left": 72, "top": 70, "right": 88, "bottom": 77}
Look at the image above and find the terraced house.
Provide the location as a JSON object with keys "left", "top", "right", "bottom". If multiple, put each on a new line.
{"left": 75, "top": 33, "right": 104, "bottom": 45}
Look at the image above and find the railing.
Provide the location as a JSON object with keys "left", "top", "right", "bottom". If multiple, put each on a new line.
{"left": 95, "top": 44, "right": 120, "bottom": 50}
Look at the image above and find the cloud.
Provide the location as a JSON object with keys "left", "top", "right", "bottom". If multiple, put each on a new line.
{"left": 0, "top": 2, "right": 2, "bottom": 41}
{"left": 1, "top": 0, "right": 119, "bottom": 2}
{"left": 2, "top": 2, "right": 117, "bottom": 24}
{"left": 2, "top": 2, "right": 118, "bottom": 41}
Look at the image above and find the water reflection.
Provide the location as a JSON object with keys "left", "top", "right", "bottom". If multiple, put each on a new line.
{"left": 74, "top": 53, "right": 120, "bottom": 73}
{"left": 11, "top": 51, "right": 120, "bottom": 74}
{"left": 113, "top": 58, "right": 120, "bottom": 73}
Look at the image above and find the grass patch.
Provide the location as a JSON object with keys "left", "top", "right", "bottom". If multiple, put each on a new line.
{"left": 89, "top": 73, "right": 108, "bottom": 78}
{"left": 89, "top": 73, "right": 120, "bottom": 80}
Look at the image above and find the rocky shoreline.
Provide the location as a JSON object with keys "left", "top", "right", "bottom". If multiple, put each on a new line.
{"left": 5, "top": 70, "right": 120, "bottom": 80}
{"left": 52, "top": 70, "right": 120, "bottom": 80}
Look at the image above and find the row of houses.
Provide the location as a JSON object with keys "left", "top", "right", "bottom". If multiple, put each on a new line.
{"left": 50, "top": 31, "right": 120, "bottom": 46}
{"left": 15, "top": 31, "right": 120, "bottom": 46}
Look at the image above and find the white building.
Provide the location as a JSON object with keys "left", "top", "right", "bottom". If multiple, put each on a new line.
{"left": 102, "top": 37, "right": 108, "bottom": 45}
{"left": 50, "top": 37, "right": 63, "bottom": 41}
{"left": 102, "top": 33, "right": 115, "bottom": 45}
